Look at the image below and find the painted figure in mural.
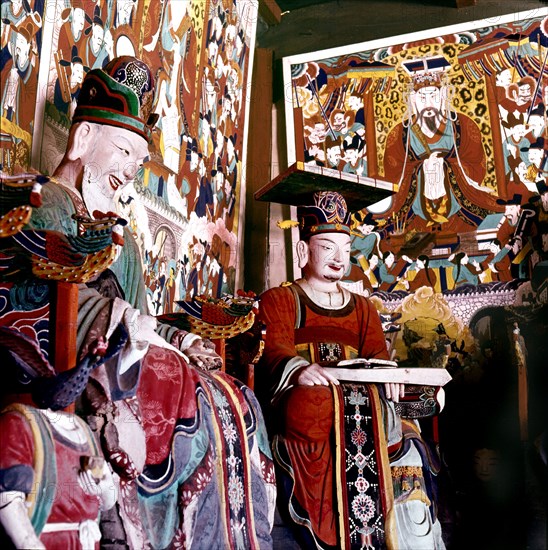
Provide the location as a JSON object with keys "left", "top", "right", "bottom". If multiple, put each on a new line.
{"left": 383, "top": 57, "right": 499, "bottom": 231}
{"left": 342, "top": 132, "right": 367, "bottom": 176}
{"left": 402, "top": 254, "right": 439, "bottom": 291}
{"left": 53, "top": 45, "right": 89, "bottom": 119}
{"left": 350, "top": 212, "right": 381, "bottom": 276}
{"left": 1, "top": 17, "right": 40, "bottom": 129}
{"left": 0, "top": 0, "right": 38, "bottom": 72}
{"left": 1, "top": 57, "right": 276, "bottom": 549}
{"left": 257, "top": 191, "right": 445, "bottom": 549}
{"left": 448, "top": 251, "right": 482, "bottom": 288}
{"left": 479, "top": 239, "right": 512, "bottom": 283}
{"left": 60, "top": 1, "right": 87, "bottom": 46}
{"left": 324, "top": 135, "right": 343, "bottom": 170}
{"left": 82, "top": 5, "right": 111, "bottom": 69}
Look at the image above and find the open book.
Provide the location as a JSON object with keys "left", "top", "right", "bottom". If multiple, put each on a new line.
{"left": 336, "top": 358, "right": 398, "bottom": 369}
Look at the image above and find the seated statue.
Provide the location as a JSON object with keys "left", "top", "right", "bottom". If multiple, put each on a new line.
{"left": 0, "top": 56, "right": 276, "bottom": 549}
{"left": 0, "top": 330, "right": 120, "bottom": 549}
{"left": 256, "top": 191, "right": 445, "bottom": 549}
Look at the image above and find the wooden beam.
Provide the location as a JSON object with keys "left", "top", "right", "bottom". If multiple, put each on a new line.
{"left": 455, "top": 0, "right": 476, "bottom": 7}
{"left": 259, "top": 0, "right": 282, "bottom": 25}
{"left": 243, "top": 48, "right": 274, "bottom": 294}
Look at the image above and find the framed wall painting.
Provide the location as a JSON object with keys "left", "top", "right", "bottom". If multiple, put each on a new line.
{"left": 281, "top": 8, "right": 548, "bottom": 296}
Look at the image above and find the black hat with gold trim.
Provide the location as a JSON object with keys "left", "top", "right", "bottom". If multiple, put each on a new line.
{"left": 297, "top": 191, "right": 352, "bottom": 240}
{"left": 73, "top": 56, "right": 159, "bottom": 142}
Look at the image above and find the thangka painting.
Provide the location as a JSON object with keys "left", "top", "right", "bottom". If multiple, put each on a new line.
{"left": 0, "top": 0, "right": 258, "bottom": 311}
{"left": 283, "top": 9, "right": 548, "bottom": 302}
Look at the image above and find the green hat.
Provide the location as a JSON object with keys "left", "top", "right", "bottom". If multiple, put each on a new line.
{"left": 73, "top": 56, "right": 159, "bottom": 141}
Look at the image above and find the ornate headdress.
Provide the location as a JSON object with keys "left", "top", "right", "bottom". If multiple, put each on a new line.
{"left": 73, "top": 56, "right": 159, "bottom": 142}
{"left": 297, "top": 191, "right": 352, "bottom": 240}
{"left": 403, "top": 56, "right": 451, "bottom": 91}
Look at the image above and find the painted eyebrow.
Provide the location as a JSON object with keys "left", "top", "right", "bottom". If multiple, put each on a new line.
{"left": 315, "top": 237, "right": 351, "bottom": 246}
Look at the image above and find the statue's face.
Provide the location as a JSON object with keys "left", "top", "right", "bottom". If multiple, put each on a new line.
{"left": 305, "top": 233, "right": 351, "bottom": 284}
{"left": 473, "top": 448, "right": 498, "bottom": 482}
{"left": 82, "top": 124, "right": 149, "bottom": 209}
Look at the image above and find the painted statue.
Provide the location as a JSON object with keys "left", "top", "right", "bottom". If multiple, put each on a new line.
{"left": 257, "top": 191, "right": 445, "bottom": 549}
{"left": 0, "top": 56, "right": 276, "bottom": 549}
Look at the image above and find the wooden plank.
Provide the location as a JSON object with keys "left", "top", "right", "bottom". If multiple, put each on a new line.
{"left": 254, "top": 161, "right": 395, "bottom": 211}
{"left": 455, "top": 0, "right": 476, "bottom": 6}
{"left": 328, "top": 366, "right": 452, "bottom": 386}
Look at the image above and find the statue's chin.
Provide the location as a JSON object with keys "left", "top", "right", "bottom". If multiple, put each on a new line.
{"left": 82, "top": 176, "right": 116, "bottom": 217}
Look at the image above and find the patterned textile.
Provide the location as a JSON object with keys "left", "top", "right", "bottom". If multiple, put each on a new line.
{"left": 136, "top": 345, "right": 276, "bottom": 550}
{"left": 336, "top": 383, "right": 395, "bottom": 549}
{"left": 73, "top": 56, "right": 157, "bottom": 141}
{"left": 1, "top": 179, "right": 277, "bottom": 549}
{"left": 296, "top": 191, "right": 352, "bottom": 240}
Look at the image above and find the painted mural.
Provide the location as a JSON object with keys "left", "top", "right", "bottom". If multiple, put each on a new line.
{"left": 285, "top": 12, "right": 548, "bottom": 308}
{"left": 0, "top": 0, "right": 258, "bottom": 308}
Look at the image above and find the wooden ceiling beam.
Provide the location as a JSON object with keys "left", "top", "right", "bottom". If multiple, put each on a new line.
{"left": 259, "top": 0, "right": 282, "bottom": 25}
{"left": 455, "top": 0, "right": 476, "bottom": 7}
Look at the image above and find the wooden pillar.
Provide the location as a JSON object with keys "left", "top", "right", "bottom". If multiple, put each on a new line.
{"left": 52, "top": 282, "right": 79, "bottom": 412}
{"left": 243, "top": 48, "right": 274, "bottom": 294}
{"left": 259, "top": 0, "right": 282, "bottom": 25}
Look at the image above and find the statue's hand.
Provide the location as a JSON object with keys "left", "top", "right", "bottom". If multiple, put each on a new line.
{"left": 385, "top": 382, "right": 405, "bottom": 402}
{"left": 295, "top": 363, "right": 339, "bottom": 386}
{"left": 0, "top": 491, "right": 45, "bottom": 549}
{"left": 186, "top": 337, "right": 223, "bottom": 371}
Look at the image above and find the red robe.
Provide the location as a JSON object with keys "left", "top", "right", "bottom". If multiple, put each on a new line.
{"left": 0, "top": 408, "right": 101, "bottom": 550}
{"left": 258, "top": 284, "right": 393, "bottom": 548}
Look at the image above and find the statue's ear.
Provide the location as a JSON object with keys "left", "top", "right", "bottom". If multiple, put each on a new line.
{"left": 296, "top": 240, "right": 309, "bottom": 269}
{"left": 66, "top": 122, "right": 94, "bottom": 161}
